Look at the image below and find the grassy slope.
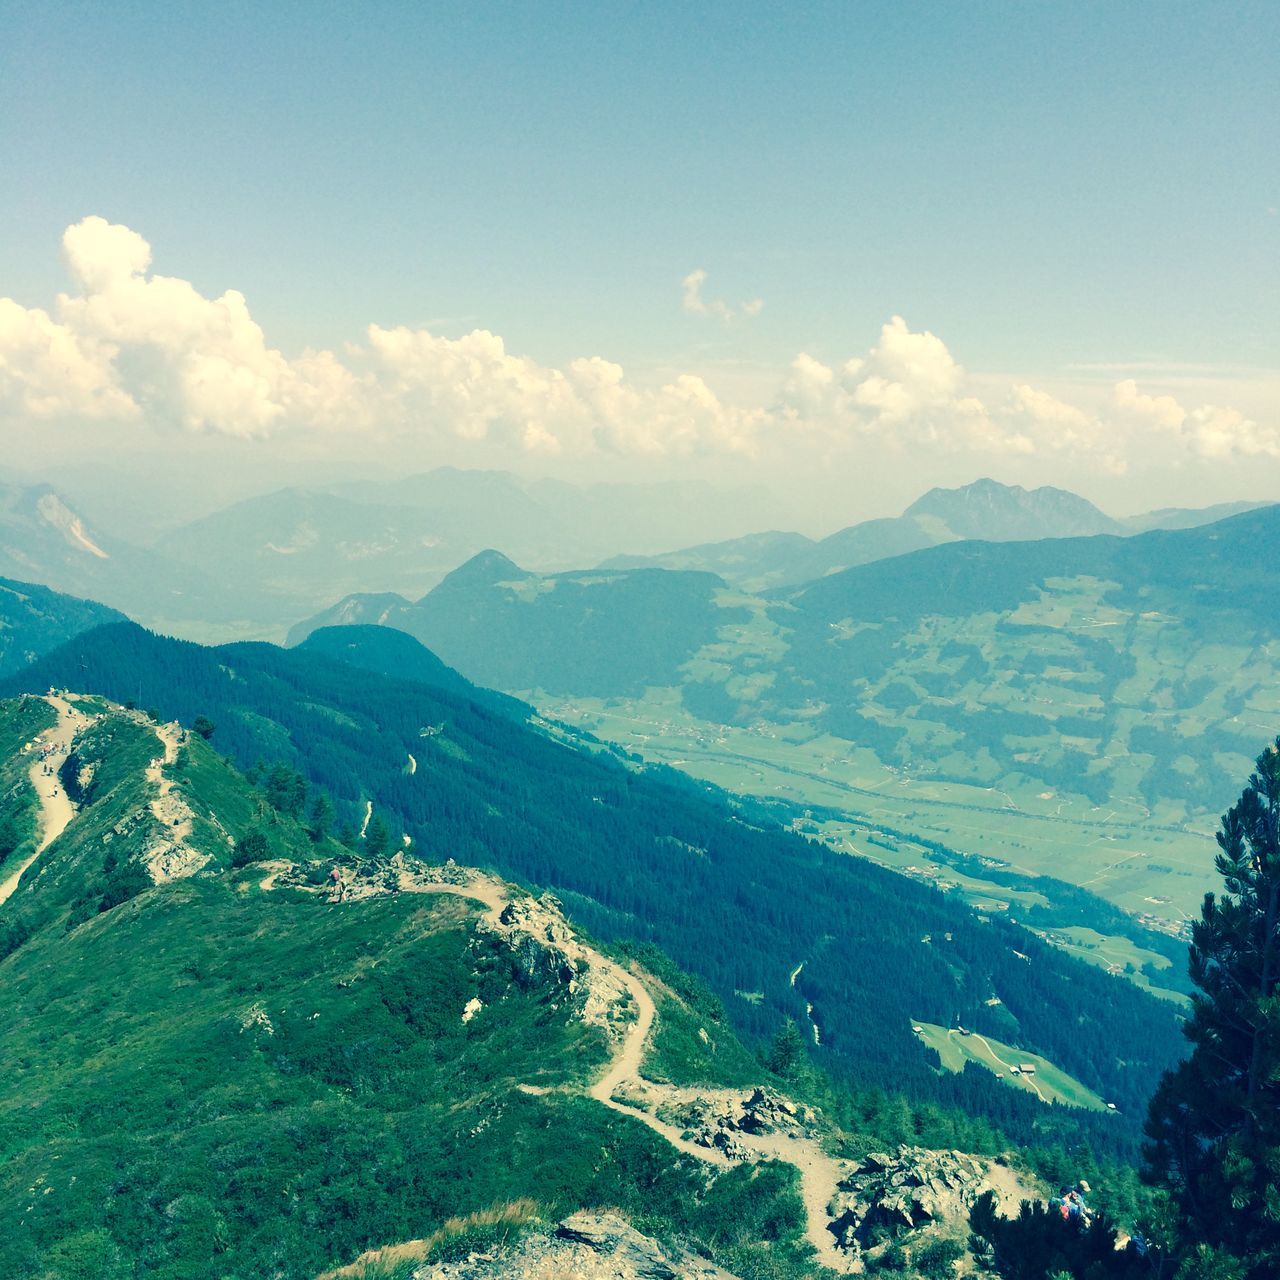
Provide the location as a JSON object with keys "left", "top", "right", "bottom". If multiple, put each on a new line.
{"left": 913, "top": 1022, "right": 1109, "bottom": 1112}
{"left": 2, "top": 625, "right": 1187, "bottom": 1152}
{"left": 0, "top": 705, "right": 818, "bottom": 1280}
{"left": 0, "top": 696, "right": 54, "bottom": 880}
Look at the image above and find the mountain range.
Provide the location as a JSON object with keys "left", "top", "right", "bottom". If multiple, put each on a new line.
{"left": 602, "top": 479, "right": 1269, "bottom": 589}
{"left": 1, "top": 616, "right": 1184, "bottom": 1148}
{"left": 0, "top": 471, "right": 1264, "bottom": 644}
{"left": 288, "top": 503, "right": 1280, "bottom": 933}
{"left": 0, "top": 543, "right": 1238, "bottom": 1275}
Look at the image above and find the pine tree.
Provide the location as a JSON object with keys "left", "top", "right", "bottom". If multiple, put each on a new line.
{"left": 1144, "top": 739, "right": 1280, "bottom": 1278}
{"left": 307, "top": 793, "right": 333, "bottom": 843}
{"left": 766, "top": 1018, "right": 807, "bottom": 1077}
{"left": 364, "top": 815, "right": 390, "bottom": 859}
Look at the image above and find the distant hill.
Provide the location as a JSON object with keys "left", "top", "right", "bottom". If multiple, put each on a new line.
{"left": 602, "top": 478, "right": 1271, "bottom": 589}
{"left": 288, "top": 556, "right": 735, "bottom": 697}
{"left": 0, "top": 482, "right": 286, "bottom": 637}
{"left": 289, "top": 504, "right": 1280, "bottom": 833}
{"left": 1122, "top": 499, "right": 1268, "bottom": 533}
{"left": 298, "top": 623, "right": 529, "bottom": 720}
{"left": 157, "top": 468, "right": 791, "bottom": 629}
{"left": 3, "top": 622, "right": 1182, "bottom": 1157}
{"left": 0, "top": 468, "right": 790, "bottom": 642}
{"left": 0, "top": 576, "right": 125, "bottom": 676}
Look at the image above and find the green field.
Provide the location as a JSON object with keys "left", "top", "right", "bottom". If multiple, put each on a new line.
{"left": 537, "top": 689, "right": 1214, "bottom": 925}
{"left": 912, "top": 1021, "right": 1111, "bottom": 1112}
{"left": 533, "top": 689, "right": 1202, "bottom": 1003}
{"left": 1032, "top": 926, "right": 1188, "bottom": 1004}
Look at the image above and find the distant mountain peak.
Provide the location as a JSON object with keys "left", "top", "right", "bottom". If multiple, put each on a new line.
{"left": 436, "top": 548, "right": 528, "bottom": 588}
{"left": 903, "top": 478, "right": 1119, "bottom": 540}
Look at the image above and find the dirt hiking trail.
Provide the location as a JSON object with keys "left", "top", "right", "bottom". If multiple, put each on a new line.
{"left": 395, "top": 872, "right": 856, "bottom": 1272}
{"left": 0, "top": 695, "right": 80, "bottom": 905}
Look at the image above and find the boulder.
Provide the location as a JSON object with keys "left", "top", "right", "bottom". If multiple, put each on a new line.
{"left": 555, "top": 1212, "right": 680, "bottom": 1278}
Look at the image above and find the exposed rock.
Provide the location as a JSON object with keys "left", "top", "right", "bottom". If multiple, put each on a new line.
{"left": 738, "top": 1087, "right": 812, "bottom": 1135}
{"left": 690, "top": 1123, "right": 750, "bottom": 1161}
{"left": 555, "top": 1213, "right": 681, "bottom": 1278}
{"left": 478, "top": 892, "right": 634, "bottom": 1043}
{"left": 663, "top": 1087, "right": 816, "bottom": 1149}
{"left": 412, "top": 1211, "right": 739, "bottom": 1279}
{"left": 143, "top": 838, "right": 211, "bottom": 884}
{"left": 827, "top": 1144, "right": 1036, "bottom": 1264}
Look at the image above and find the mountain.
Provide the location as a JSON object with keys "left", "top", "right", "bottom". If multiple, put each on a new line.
{"left": 285, "top": 505, "right": 1280, "bottom": 929}
{"left": 0, "top": 691, "right": 833, "bottom": 1279}
{"left": 156, "top": 469, "right": 792, "bottom": 633}
{"left": 2, "top": 622, "right": 1184, "bottom": 1161}
{"left": 0, "top": 482, "right": 159, "bottom": 609}
{"left": 902, "top": 478, "right": 1122, "bottom": 540}
{"left": 601, "top": 479, "right": 1270, "bottom": 590}
{"left": 299, "top": 624, "right": 529, "bottom": 721}
{"left": 0, "top": 483, "right": 290, "bottom": 639}
{"left": 0, "top": 577, "right": 125, "bottom": 676}
{"left": 1121, "top": 498, "right": 1269, "bottom": 533}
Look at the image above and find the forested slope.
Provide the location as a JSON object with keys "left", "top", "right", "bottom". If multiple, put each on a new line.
{"left": 4, "top": 622, "right": 1186, "bottom": 1158}
{"left": 0, "top": 576, "right": 125, "bottom": 676}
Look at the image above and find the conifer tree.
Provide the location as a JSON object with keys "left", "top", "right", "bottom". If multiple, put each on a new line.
{"left": 364, "top": 815, "right": 390, "bottom": 859}
{"left": 1144, "top": 739, "right": 1280, "bottom": 1278}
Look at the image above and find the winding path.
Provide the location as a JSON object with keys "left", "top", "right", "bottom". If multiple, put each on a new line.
{"left": 398, "top": 874, "right": 854, "bottom": 1271}
{"left": 0, "top": 695, "right": 79, "bottom": 905}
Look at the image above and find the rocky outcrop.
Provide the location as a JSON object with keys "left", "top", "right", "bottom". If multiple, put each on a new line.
{"left": 661, "top": 1087, "right": 818, "bottom": 1159}
{"left": 413, "top": 1212, "right": 739, "bottom": 1279}
{"left": 827, "top": 1145, "right": 1035, "bottom": 1266}
{"left": 738, "top": 1087, "right": 813, "bottom": 1135}
{"left": 478, "top": 892, "right": 634, "bottom": 1044}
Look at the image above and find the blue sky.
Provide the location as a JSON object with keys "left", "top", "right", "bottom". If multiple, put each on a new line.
{"left": 1, "top": 1, "right": 1277, "bottom": 521}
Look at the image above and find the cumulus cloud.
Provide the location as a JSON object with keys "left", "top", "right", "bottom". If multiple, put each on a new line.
{"left": 775, "top": 317, "right": 1006, "bottom": 453}
{"left": 681, "top": 268, "right": 764, "bottom": 322}
{"left": 0, "top": 217, "right": 1271, "bottom": 472}
{"left": 1111, "top": 378, "right": 1278, "bottom": 459}
{"left": 0, "top": 217, "right": 755, "bottom": 456}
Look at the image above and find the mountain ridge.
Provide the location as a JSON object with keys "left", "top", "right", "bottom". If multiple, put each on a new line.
{"left": 601, "top": 478, "right": 1272, "bottom": 589}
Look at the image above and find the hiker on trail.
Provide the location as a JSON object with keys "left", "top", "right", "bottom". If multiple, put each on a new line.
{"left": 330, "top": 867, "right": 346, "bottom": 902}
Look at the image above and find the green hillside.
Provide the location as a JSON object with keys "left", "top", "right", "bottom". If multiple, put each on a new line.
{"left": 0, "top": 576, "right": 125, "bottom": 676}
{"left": 287, "top": 506, "right": 1280, "bottom": 936}
{"left": 913, "top": 1022, "right": 1110, "bottom": 1111}
{"left": 2, "top": 624, "right": 1187, "bottom": 1163}
{"left": 0, "top": 694, "right": 829, "bottom": 1280}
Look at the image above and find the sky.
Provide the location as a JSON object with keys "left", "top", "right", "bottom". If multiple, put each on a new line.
{"left": 1, "top": 1, "right": 1277, "bottom": 534}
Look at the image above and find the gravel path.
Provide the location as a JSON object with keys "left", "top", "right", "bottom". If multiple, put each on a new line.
{"left": 0, "top": 695, "right": 79, "bottom": 904}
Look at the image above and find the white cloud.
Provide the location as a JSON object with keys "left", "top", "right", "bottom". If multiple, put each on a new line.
{"left": 681, "top": 268, "right": 764, "bottom": 323}
{"left": 1112, "top": 378, "right": 1279, "bottom": 459}
{"left": 0, "top": 297, "right": 134, "bottom": 421}
{"left": 0, "top": 218, "right": 1272, "bottom": 474}
{"left": 775, "top": 317, "right": 1007, "bottom": 453}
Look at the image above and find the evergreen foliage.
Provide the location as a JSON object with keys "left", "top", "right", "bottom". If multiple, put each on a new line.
{"left": 1143, "top": 740, "right": 1280, "bottom": 1279}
